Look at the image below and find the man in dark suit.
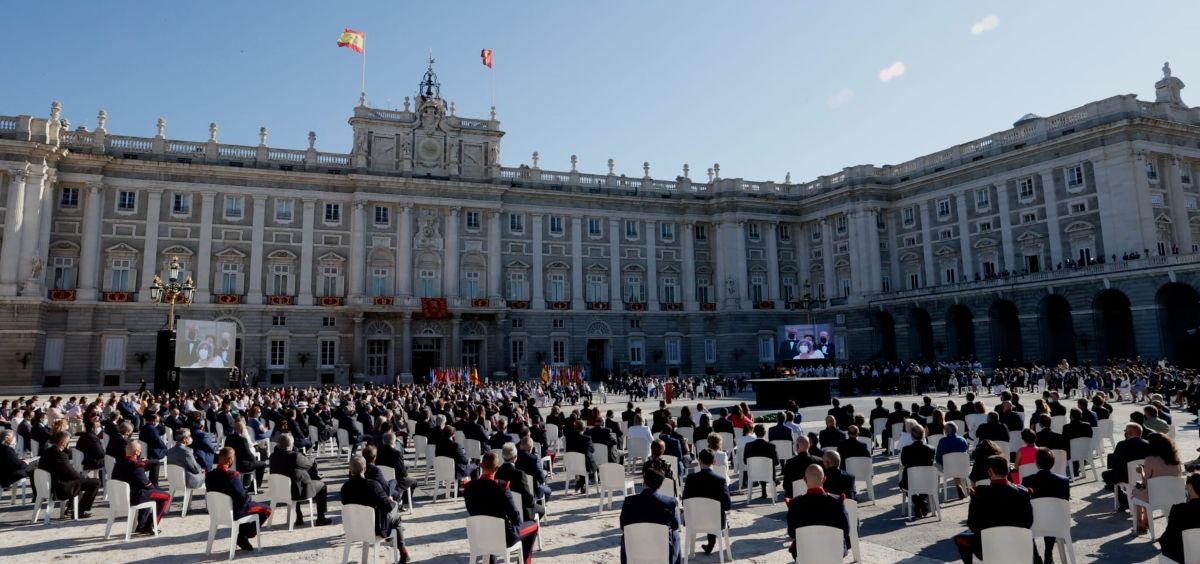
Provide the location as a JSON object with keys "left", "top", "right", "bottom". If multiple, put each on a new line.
{"left": 620, "top": 458, "right": 681, "bottom": 564}
{"left": 786, "top": 464, "right": 850, "bottom": 559}
{"left": 975, "top": 412, "right": 1010, "bottom": 444}
{"left": 0, "top": 429, "right": 36, "bottom": 494}
{"left": 465, "top": 452, "right": 539, "bottom": 564}
{"left": 342, "top": 454, "right": 408, "bottom": 563}
{"left": 768, "top": 413, "right": 794, "bottom": 442}
{"left": 651, "top": 401, "right": 671, "bottom": 435}
{"left": 682, "top": 448, "right": 731, "bottom": 555}
{"left": 435, "top": 426, "right": 475, "bottom": 482}
{"left": 1034, "top": 414, "right": 1069, "bottom": 453}
{"left": 496, "top": 443, "right": 536, "bottom": 520}
{"left": 818, "top": 416, "right": 848, "bottom": 451}
{"left": 899, "top": 425, "right": 936, "bottom": 518}
{"left": 882, "top": 401, "right": 910, "bottom": 448}
{"left": 361, "top": 444, "right": 398, "bottom": 499}
{"left": 206, "top": 447, "right": 271, "bottom": 552}
{"left": 215, "top": 402, "right": 237, "bottom": 437}
{"left": 267, "top": 433, "right": 331, "bottom": 526}
{"left": 564, "top": 419, "right": 597, "bottom": 493}
{"left": 821, "top": 450, "right": 857, "bottom": 499}
{"left": 1022, "top": 448, "right": 1070, "bottom": 564}
{"left": 39, "top": 431, "right": 99, "bottom": 518}
{"left": 1061, "top": 408, "right": 1093, "bottom": 477}
{"left": 375, "top": 432, "right": 417, "bottom": 505}
{"left": 106, "top": 421, "right": 133, "bottom": 460}
{"left": 605, "top": 411, "right": 624, "bottom": 445}
{"left": 139, "top": 413, "right": 168, "bottom": 486}
{"left": 838, "top": 426, "right": 871, "bottom": 464}
{"left": 953, "top": 455, "right": 1036, "bottom": 564}
{"left": 1160, "top": 473, "right": 1200, "bottom": 564}
{"left": 516, "top": 436, "right": 552, "bottom": 504}
{"left": 711, "top": 408, "right": 734, "bottom": 435}
{"left": 188, "top": 412, "right": 218, "bottom": 470}
{"left": 225, "top": 420, "right": 267, "bottom": 490}
{"left": 336, "top": 406, "right": 365, "bottom": 455}
{"left": 742, "top": 424, "right": 778, "bottom": 499}
{"left": 1102, "top": 422, "right": 1151, "bottom": 511}
{"left": 75, "top": 422, "right": 105, "bottom": 472}
{"left": 111, "top": 441, "right": 170, "bottom": 534}
{"left": 586, "top": 416, "right": 622, "bottom": 464}
{"left": 658, "top": 421, "right": 688, "bottom": 476}
{"left": 487, "top": 421, "right": 517, "bottom": 451}
{"left": 869, "top": 398, "right": 890, "bottom": 442}
{"left": 782, "top": 435, "right": 824, "bottom": 499}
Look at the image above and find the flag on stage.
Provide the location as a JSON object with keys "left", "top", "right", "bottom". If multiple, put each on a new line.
{"left": 471, "top": 367, "right": 480, "bottom": 386}
{"left": 540, "top": 364, "right": 549, "bottom": 384}
{"left": 337, "top": 28, "right": 365, "bottom": 53}
{"left": 428, "top": 367, "right": 434, "bottom": 383}
{"left": 480, "top": 48, "right": 493, "bottom": 69}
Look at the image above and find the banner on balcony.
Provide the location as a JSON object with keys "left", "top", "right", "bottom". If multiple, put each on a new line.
{"left": 421, "top": 297, "right": 448, "bottom": 318}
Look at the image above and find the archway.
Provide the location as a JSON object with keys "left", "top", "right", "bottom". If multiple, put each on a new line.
{"left": 872, "top": 311, "right": 897, "bottom": 362}
{"left": 1157, "top": 282, "right": 1200, "bottom": 367}
{"left": 1038, "top": 294, "right": 1077, "bottom": 365}
{"left": 945, "top": 304, "right": 975, "bottom": 362}
{"left": 1094, "top": 289, "right": 1136, "bottom": 362}
{"left": 989, "top": 300, "right": 1023, "bottom": 366}
{"left": 907, "top": 308, "right": 933, "bottom": 362}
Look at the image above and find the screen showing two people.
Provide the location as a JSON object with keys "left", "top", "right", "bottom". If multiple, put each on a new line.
{"left": 175, "top": 319, "right": 237, "bottom": 369}
{"left": 776, "top": 324, "right": 835, "bottom": 362}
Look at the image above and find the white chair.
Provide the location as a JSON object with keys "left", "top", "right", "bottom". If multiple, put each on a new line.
{"left": 205, "top": 491, "right": 262, "bottom": 560}
{"left": 794, "top": 525, "right": 843, "bottom": 564}
{"left": 1018, "top": 463, "right": 1038, "bottom": 480}
{"left": 717, "top": 432, "right": 736, "bottom": 456}
{"left": 562, "top": 452, "right": 594, "bottom": 494}
{"left": 341, "top": 504, "right": 401, "bottom": 564}
{"left": 624, "top": 522, "right": 669, "bottom": 564}
{"left": 598, "top": 462, "right": 635, "bottom": 511}
{"left": 1113, "top": 459, "right": 1144, "bottom": 511}
{"left": 770, "top": 440, "right": 793, "bottom": 464}
{"left": 2, "top": 476, "right": 28, "bottom": 505}
{"left": 940, "top": 452, "right": 970, "bottom": 502}
{"left": 433, "top": 455, "right": 459, "bottom": 500}
{"left": 310, "top": 425, "right": 336, "bottom": 457}
{"left": 70, "top": 448, "right": 85, "bottom": 473}
{"left": 103, "top": 454, "right": 116, "bottom": 498}
{"left": 927, "top": 435, "right": 945, "bottom": 452}
{"left": 1008, "top": 431, "right": 1023, "bottom": 454}
{"left": 981, "top": 526, "right": 1034, "bottom": 564}
{"left": 1131, "top": 475, "right": 1187, "bottom": 540}
{"left": 166, "top": 463, "right": 205, "bottom": 517}
{"left": 378, "top": 465, "right": 414, "bottom": 513}
{"left": 425, "top": 444, "right": 438, "bottom": 486}
{"left": 1068, "top": 437, "right": 1098, "bottom": 482}
{"left": 466, "top": 439, "right": 484, "bottom": 461}
{"left": 337, "top": 428, "right": 354, "bottom": 462}
{"left": 965, "top": 414, "right": 987, "bottom": 444}
{"left": 993, "top": 441, "right": 1011, "bottom": 459}
{"left": 267, "top": 474, "right": 315, "bottom": 531}
{"left": 846, "top": 498, "right": 862, "bottom": 563}
{"left": 414, "top": 435, "right": 429, "bottom": 466}
{"left": 1183, "top": 528, "right": 1200, "bottom": 564}
{"left": 890, "top": 422, "right": 905, "bottom": 455}
{"left": 871, "top": 418, "right": 887, "bottom": 451}
{"left": 1050, "top": 449, "right": 1069, "bottom": 477}
{"left": 1031, "top": 498, "right": 1076, "bottom": 564}
{"left": 594, "top": 443, "right": 610, "bottom": 466}
{"left": 683, "top": 497, "right": 733, "bottom": 563}
{"left": 1097, "top": 418, "right": 1115, "bottom": 451}
{"left": 662, "top": 454, "right": 680, "bottom": 477}
{"left": 844, "top": 456, "right": 875, "bottom": 503}
{"left": 1051, "top": 416, "right": 1067, "bottom": 434}
{"left": 31, "top": 440, "right": 41, "bottom": 459}
{"left": 467, "top": 514, "right": 522, "bottom": 564}
{"left": 30, "top": 468, "right": 78, "bottom": 525}
{"left": 544, "top": 424, "right": 561, "bottom": 450}
{"left": 104, "top": 479, "right": 160, "bottom": 541}
{"left": 901, "top": 466, "right": 941, "bottom": 520}
{"left": 744, "top": 456, "right": 777, "bottom": 505}
{"left": 627, "top": 437, "right": 651, "bottom": 471}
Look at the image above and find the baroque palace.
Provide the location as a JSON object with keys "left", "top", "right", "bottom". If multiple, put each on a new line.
{"left": 1, "top": 62, "right": 1200, "bottom": 389}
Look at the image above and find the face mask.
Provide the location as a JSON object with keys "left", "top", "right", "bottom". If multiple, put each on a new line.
{"left": 198, "top": 350, "right": 210, "bottom": 360}
{"left": 799, "top": 345, "right": 810, "bottom": 354}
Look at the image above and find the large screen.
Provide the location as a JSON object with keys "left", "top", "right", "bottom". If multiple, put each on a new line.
{"left": 175, "top": 319, "right": 238, "bottom": 369}
{"left": 776, "top": 324, "right": 836, "bottom": 362}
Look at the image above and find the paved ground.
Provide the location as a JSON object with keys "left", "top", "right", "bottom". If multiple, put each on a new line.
{"left": 0, "top": 389, "right": 1190, "bottom": 562}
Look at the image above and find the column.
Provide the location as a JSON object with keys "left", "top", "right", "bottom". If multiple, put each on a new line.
{"left": 682, "top": 221, "right": 697, "bottom": 311}
{"left": 352, "top": 315, "right": 364, "bottom": 375}
{"left": 488, "top": 210, "right": 502, "bottom": 301}
{"left": 866, "top": 209, "right": 883, "bottom": 293}
{"left": 195, "top": 191, "right": 216, "bottom": 302}
{"left": 955, "top": 195, "right": 974, "bottom": 280}
{"left": 397, "top": 203, "right": 413, "bottom": 298}
{"left": 734, "top": 220, "right": 749, "bottom": 308}
{"left": 349, "top": 200, "right": 366, "bottom": 303}
{"left": 245, "top": 194, "right": 266, "bottom": 303}
{"left": 645, "top": 220, "right": 658, "bottom": 305}
{"left": 919, "top": 202, "right": 936, "bottom": 287}
{"left": 887, "top": 211, "right": 901, "bottom": 291}
{"left": 298, "top": 198, "right": 316, "bottom": 305}
{"left": 997, "top": 181, "right": 1017, "bottom": 270}
{"left": 765, "top": 222, "right": 780, "bottom": 303}
{"left": 494, "top": 312, "right": 508, "bottom": 379}
{"left": 444, "top": 207, "right": 460, "bottom": 301}
{"left": 846, "top": 212, "right": 863, "bottom": 296}
{"left": 451, "top": 315, "right": 462, "bottom": 366}
{"left": 1036, "top": 173, "right": 1062, "bottom": 268}
{"left": 76, "top": 181, "right": 104, "bottom": 300}
{"left": 608, "top": 217, "right": 622, "bottom": 308}
{"left": 821, "top": 219, "right": 835, "bottom": 299}
{"left": 712, "top": 222, "right": 726, "bottom": 309}
{"left": 795, "top": 221, "right": 810, "bottom": 289}
{"left": 570, "top": 216, "right": 584, "bottom": 309}
{"left": 1167, "top": 158, "right": 1192, "bottom": 251}
{"left": 400, "top": 312, "right": 413, "bottom": 378}
{"left": 138, "top": 189, "right": 164, "bottom": 302}
{"left": 34, "top": 172, "right": 55, "bottom": 292}
{"left": 0, "top": 168, "right": 28, "bottom": 295}
{"left": 531, "top": 213, "right": 545, "bottom": 309}
{"left": 18, "top": 170, "right": 48, "bottom": 297}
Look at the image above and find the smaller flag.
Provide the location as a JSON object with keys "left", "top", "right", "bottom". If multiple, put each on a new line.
{"left": 337, "top": 28, "right": 365, "bottom": 53}
{"left": 540, "top": 364, "right": 549, "bottom": 385}
{"left": 471, "top": 367, "right": 480, "bottom": 386}
{"left": 428, "top": 367, "right": 434, "bottom": 384}
{"left": 480, "top": 48, "right": 493, "bottom": 69}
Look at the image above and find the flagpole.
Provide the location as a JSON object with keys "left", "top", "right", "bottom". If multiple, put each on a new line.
{"left": 361, "top": 35, "right": 367, "bottom": 102}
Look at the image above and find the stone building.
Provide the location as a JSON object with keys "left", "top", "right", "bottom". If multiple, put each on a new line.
{"left": 0, "top": 62, "right": 1199, "bottom": 389}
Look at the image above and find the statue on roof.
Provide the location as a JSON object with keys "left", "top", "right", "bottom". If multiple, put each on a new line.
{"left": 1163, "top": 61, "right": 1172, "bottom": 79}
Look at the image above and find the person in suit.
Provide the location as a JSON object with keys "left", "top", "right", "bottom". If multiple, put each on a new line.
{"left": 436, "top": 425, "right": 477, "bottom": 482}
{"left": 586, "top": 415, "right": 622, "bottom": 464}
{"left": 206, "top": 447, "right": 271, "bottom": 552}
{"left": 882, "top": 401, "right": 911, "bottom": 447}
{"left": 188, "top": 412, "right": 218, "bottom": 470}
{"left": 821, "top": 450, "right": 857, "bottom": 499}
{"left": 166, "top": 428, "right": 205, "bottom": 489}
{"left": 658, "top": 421, "right": 689, "bottom": 477}
{"left": 361, "top": 444, "right": 398, "bottom": 499}
{"left": 975, "top": 412, "right": 1009, "bottom": 445}
{"left": 1022, "top": 448, "right": 1070, "bottom": 564}
{"left": 742, "top": 424, "right": 779, "bottom": 499}
{"left": 711, "top": 409, "right": 734, "bottom": 436}
{"left": 1103, "top": 422, "right": 1151, "bottom": 510}
{"left": 767, "top": 413, "right": 794, "bottom": 442}
{"left": 778, "top": 329, "right": 802, "bottom": 360}
{"left": 342, "top": 454, "right": 408, "bottom": 563}
{"left": 111, "top": 441, "right": 170, "bottom": 534}
{"left": 782, "top": 435, "right": 824, "bottom": 499}
{"left": 818, "top": 416, "right": 848, "bottom": 450}
{"left": 682, "top": 448, "right": 731, "bottom": 555}
{"left": 564, "top": 419, "right": 597, "bottom": 493}
{"left": 139, "top": 413, "right": 168, "bottom": 486}
{"left": 935, "top": 421, "right": 972, "bottom": 499}
{"left": 620, "top": 458, "right": 681, "bottom": 564}
{"left": 899, "top": 425, "right": 936, "bottom": 518}
{"left": 497, "top": 443, "right": 536, "bottom": 520}
{"left": 375, "top": 432, "right": 418, "bottom": 506}
{"left": 105, "top": 421, "right": 133, "bottom": 461}
{"left": 837, "top": 425, "right": 870, "bottom": 464}
{"left": 516, "top": 436, "right": 552, "bottom": 504}
{"left": 786, "top": 464, "right": 850, "bottom": 559}
{"left": 465, "top": 452, "right": 540, "bottom": 564}
{"left": 953, "top": 455, "right": 1036, "bottom": 564}
{"left": 605, "top": 411, "right": 624, "bottom": 444}
{"left": 75, "top": 421, "right": 105, "bottom": 472}
{"left": 487, "top": 421, "right": 517, "bottom": 451}
{"left": 1160, "top": 472, "right": 1200, "bottom": 564}
{"left": 336, "top": 406, "right": 365, "bottom": 455}
{"left": 1061, "top": 408, "right": 1093, "bottom": 477}
{"left": 225, "top": 419, "right": 267, "bottom": 490}
{"left": 267, "top": 433, "right": 331, "bottom": 526}
{"left": 0, "top": 429, "right": 36, "bottom": 494}
{"left": 39, "top": 431, "right": 100, "bottom": 518}
{"left": 1033, "top": 414, "right": 1069, "bottom": 453}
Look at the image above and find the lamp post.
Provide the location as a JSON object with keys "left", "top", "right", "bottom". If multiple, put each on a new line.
{"left": 149, "top": 256, "right": 196, "bottom": 330}
{"left": 796, "top": 280, "right": 824, "bottom": 325}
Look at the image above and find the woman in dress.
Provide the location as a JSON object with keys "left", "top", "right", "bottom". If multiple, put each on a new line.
{"left": 1132, "top": 432, "right": 1184, "bottom": 531}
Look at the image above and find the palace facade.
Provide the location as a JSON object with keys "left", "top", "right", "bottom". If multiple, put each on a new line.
{"left": 1, "top": 63, "right": 1200, "bottom": 389}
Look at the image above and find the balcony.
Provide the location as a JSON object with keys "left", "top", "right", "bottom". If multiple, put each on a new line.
{"left": 625, "top": 302, "right": 647, "bottom": 312}
{"left": 700, "top": 302, "right": 716, "bottom": 311}
{"left": 267, "top": 295, "right": 294, "bottom": 306}
{"left": 548, "top": 301, "right": 571, "bottom": 311}
{"left": 753, "top": 301, "right": 776, "bottom": 310}
{"left": 48, "top": 289, "right": 76, "bottom": 301}
{"left": 470, "top": 298, "right": 491, "bottom": 308}
{"left": 213, "top": 293, "right": 242, "bottom": 305}
{"left": 587, "top": 301, "right": 610, "bottom": 311}
{"left": 507, "top": 300, "right": 530, "bottom": 310}
{"left": 372, "top": 296, "right": 395, "bottom": 306}
{"left": 660, "top": 302, "right": 683, "bottom": 312}
{"left": 102, "top": 291, "right": 133, "bottom": 303}
{"left": 318, "top": 296, "right": 344, "bottom": 307}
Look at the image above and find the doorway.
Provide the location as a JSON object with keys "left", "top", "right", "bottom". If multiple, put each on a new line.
{"left": 586, "top": 339, "right": 611, "bottom": 381}
{"left": 412, "top": 337, "right": 442, "bottom": 384}
{"left": 367, "top": 339, "right": 391, "bottom": 381}
{"left": 462, "top": 339, "right": 483, "bottom": 372}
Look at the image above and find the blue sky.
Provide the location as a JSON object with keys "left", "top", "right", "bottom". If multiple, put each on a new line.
{"left": 2, "top": 1, "right": 1196, "bottom": 183}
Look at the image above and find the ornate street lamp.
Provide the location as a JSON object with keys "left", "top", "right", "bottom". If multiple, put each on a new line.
{"left": 149, "top": 256, "right": 196, "bottom": 330}
{"left": 796, "top": 280, "right": 825, "bottom": 325}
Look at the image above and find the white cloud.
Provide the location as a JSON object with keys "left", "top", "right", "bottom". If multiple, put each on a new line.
{"left": 827, "top": 88, "right": 855, "bottom": 109}
{"left": 971, "top": 14, "right": 1000, "bottom": 35}
{"left": 878, "top": 61, "right": 907, "bottom": 82}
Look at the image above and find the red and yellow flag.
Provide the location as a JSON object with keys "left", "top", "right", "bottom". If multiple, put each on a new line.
{"left": 336, "top": 29, "right": 365, "bottom": 53}
{"left": 480, "top": 49, "right": 493, "bottom": 69}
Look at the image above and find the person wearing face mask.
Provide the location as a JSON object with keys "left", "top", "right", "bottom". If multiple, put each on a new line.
{"left": 166, "top": 428, "right": 206, "bottom": 489}
{"left": 797, "top": 340, "right": 825, "bottom": 360}
{"left": 74, "top": 419, "right": 106, "bottom": 472}
{"left": 188, "top": 342, "right": 225, "bottom": 369}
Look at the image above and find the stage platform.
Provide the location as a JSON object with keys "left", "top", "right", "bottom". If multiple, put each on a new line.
{"left": 747, "top": 376, "right": 837, "bottom": 409}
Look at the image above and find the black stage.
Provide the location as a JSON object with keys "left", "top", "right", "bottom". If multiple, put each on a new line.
{"left": 747, "top": 377, "right": 837, "bottom": 409}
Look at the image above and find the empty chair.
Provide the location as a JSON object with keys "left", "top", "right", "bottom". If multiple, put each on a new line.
{"left": 1097, "top": 418, "right": 1116, "bottom": 451}
{"left": 561, "top": 452, "right": 594, "bottom": 494}
{"left": 993, "top": 441, "right": 1011, "bottom": 460}
{"left": 845, "top": 498, "right": 862, "bottom": 563}
{"left": 627, "top": 437, "right": 651, "bottom": 471}
{"left": 1008, "top": 431, "right": 1023, "bottom": 454}
{"left": 594, "top": 443, "right": 610, "bottom": 466}
{"left": 205, "top": 491, "right": 262, "bottom": 560}
{"left": 744, "top": 457, "right": 777, "bottom": 505}
{"left": 1050, "top": 416, "right": 1067, "bottom": 434}
{"left": 433, "top": 456, "right": 459, "bottom": 500}
{"left": 1182, "top": 528, "right": 1200, "bottom": 564}
{"left": 544, "top": 424, "right": 560, "bottom": 450}
{"left": 104, "top": 479, "right": 159, "bottom": 541}
{"left": 414, "top": 435, "right": 429, "bottom": 466}
{"left": 683, "top": 497, "right": 733, "bottom": 563}
{"left": 1130, "top": 475, "right": 1187, "bottom": 540}
{"left": 889, "top": 422, "right": 905, "bottom": 455}
{"left": 341, "top": 504, "right": 401, "bottom": 564}
{"left": 337, "top": 428, "right": 354, "bottom": 462}
{"left": 266, "top": 474, "right": 314, "bottom": 531}
{"left": 1050, "top": 449, "right": 1069, "bottom": 477}
{"left": 3, "top": 476, "right": 28, "bottom": 506}
{"left": 981, "top": 526, "right": 1034, "bottom": 564}
{"left": 597, "top": 462, "right": 635, "bottom": 511}
{"left": 927, "top": 435, "right": 945, "bottom": 452}
{"left": 716, "top": 433, "right": 736, "bottom": 456}
{"left": 902, "top": 466, "right": 941, "bottom": 520}
{"left": 104, "top": 454, "right": 116, "bottom": 498}
{"left": 623, "top": 522, "right": 669, "bottom": 564}
{"left": 467, "top": 514, "right": 522, "bottom": 564}
{"left": 661, "top": 455, "right": 680, "bottom": 477}
{"left": 770, "top": 440, "right": 793, "bottom": 464}
{"left": 1018, "top": 463, "right": 1038, "bottom": 480}
{"left": 1031, "top": 497, "right": 1076, "bottom": 564}
{"left": 794, "top": 525, "right": 843, "bottom": 564}
{"left": 466, "top": 439, "right": 484, "bottom": 462}
{"left": 70, "top": 448, "right": 85, "bottom": 473}
{"left": 940, "top": 452, "right": 970, "bottom": 502}
{"left": 166, "top": 463, "right": 205, "bottom": 517}
{"left": 1068, "top": 437, "right": 1098, "bottom": 482}
{"left": 844, "top": 456, "right": 875, "bottom": 503}
{"left": 30, "top": 468, "right": 79, "bottom": 525}
{"left": 871, "top": 418, "right": 887, "bottom": 450}
{"left": 425, "top": 445, "right": 438, "bottom": 486}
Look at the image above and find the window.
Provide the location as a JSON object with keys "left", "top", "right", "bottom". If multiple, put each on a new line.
{"left": 944, "top": 267, "right": 957, "bottom": 284}
{"left": 747, "top": 223, "right": 761, "bottom": 241}
{"left": 172, "top": 193, "right": 191, "bottom": 215}
{"left": 322, "top": 316, "right": 336, "bottom": 327}
{"left": 758, "top": 335, "right": 775, "bottom": 362}
{"left": 815, "top": 282, "right": 825, "bottom": 298}
{"left": 547, "top": 272, "right": 566, "bottom": 301}
{"left": 551, "top": 339, "right": 567, "bottom": 365}
{"left": 223, "top": 196, "right": 243, "bottom": 219}
{"left": 271, "top": 315, "right": 286, "bottom": 326}
{"left": 939, "top": 229, "right": 953, "bottom": 241}
{"left": 811, "top": 228, "right": 821, "bottom": 241}
{"left": 625, "top": 274, "right": 644, "bottom": 302}
{"left": 704, "top": 338, "right": 717, "bottom": 364}
{"left": 588, "top": 218, "right": 602, "bottom": 237}
{"left": 275, "top": 199, "right": 294, "bottom": 222}
{"left": 1070, "top": 202, "right": 1087, "bottom": 214}
{"left": 904, "top": 236, "right": 917, "bottom": 247}
{"left": 551, "top": 318, "right": 565, "bottom": 329}
{"left": 1018, "top": 177, "right": 1035, "bottom": 200}
{"left": 694, "top": 224, "right": 707, "bottom": 241}
{"left": 466, "top": 211, "right": 481, "bottom": 230}
{"left": 1066, "top": 165, "right": 1085, "bottom": 189}
{"left": 417, "top": 269, "right": 437, "bottom": 298}
{"left": 100, "top": 335, "right": 126, "bottom": 371}
{"left": 1151, "top": 193, "right": 1165, "bottom": 206}
{"left": 900, "top": 207, "right": 916, "bottom": 227}
{"left": 1021, "top": 212, "right": 1037, "bottom": 224}
{"left": 661, "top": 276, "right": 678, "bottom": 303}
{"left": 117, "top": 191, "right": 137, "bottom": 212}
{"left": 587, "top": 274, "right": 606, "bottom": 301}
{"left": 549, "top": 215, "right": 564, "bottom": 235}
{"left": 510, "top": 318, "right": 524, "bottom": 329}
{"left": 268, "top": 339, "right": 287, "bottom": 369}
{"left": 60, "top": 187, "right": 79, "bottom": 209}
{"left": 374, "top": 205, "right": 390, "bottom": 226}
{"left": 750, "top": 274, "right": 765, "bottom": 302}
{"left": 977, "top": 221, "right": 992, "bottom": 233}
{"left": 270, "top": 264, "right": 290, "bottom": 295}
{"left": 666, "top": 338, "right": 681, "bottom": 365}
{"left": 840, "top": 278, "right": 851, "bottom": 298}
{"left": 509, "top": 213, "right": 524, "bottom": 234}
{"left": 778, "top": 224, "right": 791, "bottom": 242}
{"left": 1186, "top": 198, "right": 1197, "bottom": 211}
{"left": 110, "top": 259, "right": 132, "bottom": 291}
{"left": 908, "top": 273, "right": 920, "bottom": 290}
{"left": 982, "top": 261, "right": 997, "bottom": 277}
{"left": 44, "top": 336, "right": 64, "bottom": 372}
{"left": 1146, "top": 161, "right": 1158, "bottom": 180}
{"left": 937, "top": 199, "right": 951, "bottom": 218}
{"left": 371, "top": 268, "right": 391, "bottom": 297}
{"left": 463, "top": 271, "right": 481, "bottom": 299}
{"left": 975, "top": 189, "right": 990, "bottom": 211}
{"left": 781, "top": 275, "right": 797, "bottom": 301}
{"left": 881, "top": 275, "right": 892, "bottom": 293}
{"left": 319, "top": 339, "right": 337, "bottom": 368}
{"left": 630, "top": 319, "right": 641, "bottom": 329}
{"left": 1183, "top": 171, "right": 1193, "bottom": 185}
{"left": 660, "top": 222, "right": 675, "bottom": 242}
{"left": 51, "top": 257, "right": 74, "bottom": 290}
{"left": 625, "top": 220, "right": 639, "bottom": 239}
{"left": 629, "top": 338, "right": 645, "bottom": 365}
{"left": 219, "top": 263, "right": 239, "bottom": 294}
{"left": 696, "top": 276, "right": 711, "bottom": 303}
{"left": 324, "top": 203, "right": 341, "bottom": 223}
{"left": 835, "top": 216, "right": 847, "bottom": 234}
{"left": 507, "top": 271, "right": 526, "bottom": 300}
{"left": 510, "top": 339, "right": 526, "bottom": 364}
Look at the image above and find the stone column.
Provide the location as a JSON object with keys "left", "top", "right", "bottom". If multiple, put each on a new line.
{"left": 298, "top": 198, "right": 316, "bottom": 305}
{"left": 349, "top": 200, "right": 366, "bottom": 303}
{"left": 531, "top": 213, "right": 545, "bottom": 309}
{"left": 451, "top": 315, "right": 462, "bottom": 366}
{"left": 76, "top": 181, "right": 104, "bottom": 301}
{"left": 821, "top": 219, "right": 835, "bottom": 298}
{"left": 18, "top": 170, "right": 48, "bottom": 297}
{"left": 195, "top": 191, "right": 216, "bottom": 302}
{"left": 1036, "top": 173, "right": 1062, "bottom": 268}
{"left": 846, "top": 211, "right": 863, "bottom": 296}
{"left": 795, "top": 221, "right": 810, "bottom": 289}
{"left": 955, "top": 195, "right": 974, "bottom": 281}
{"left": 0, "top": 168, "right": 28, "bottom": 296}
{"left": 444, "top": 207, "right": 460, "bottom": 301}
{"left": 570, "top": 216, "right": 584, "bottom": 309}
{"left": 400, "top": 312, "right": 413, "bottom": 378}
{"left": 138, "top": 189, "right": 164, "bottom": 302}
{"left": 246, "top": 194, "right": 266, "bottom": 303}
{"left": 494, "top": 312, "right": 508, "bottom": 380}
{"left": 734, "top": 220, "right": 749, "bottom": 308}
{"left": 996, "top": 181, "right": 1017, "bottom": 270}
{"left": 712, "top": 222, "right": 726, "bottom": 309}
{"left": 34, "top": 172, "right": 55, "bottom": 293}
{"left": 1168, "top": 158, "right": 1193, "bottom": 251}
{"left": 682, "top": 221, "right": 697, "bottom": 311}
{"left": 765, "top": 222, "right": 780, "bottom": 304}
{"left": 397, "top": 203, "right": 413, "bottom": 298}
{"left": 352, "top": 315, "right": 365, "bottom": 375}
{"left": 887, "top": 211, "right": 901, "bottom": 290}
{"left": 608, "top": 217, "right": 622, "bottom": 308}
{"left": 488, "top": 210, "right": 502, "bottom": 301}
{"left": 919, "top": 202, "right": 935, "bottom": 287}
{"left": 646, "top": 220, "right": 659, "bottom": 305}
{"left": 866, "top": 209, "right": 882, "bottom": 293}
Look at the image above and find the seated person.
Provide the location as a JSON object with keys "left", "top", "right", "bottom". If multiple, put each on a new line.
{"left": 682, "top": 448, "right": 731, "bottom": 556}
{"left": 205, "top": 447, "right": 272, "bottom": 552}
{"left": 1160, "top": 472, "right": 1200, "bottom": 564}
{"left": 40, "top": 430, "right": 101, "bottom": 518}
{"left": 464, "top": 452, "right": 539, "bottom": 564}
{"left": 952, "top": 455, "right": 1035, "bottom": 564}
{"left": 620, "top": 458, "right": 681, "bottom": 564}
{"left": 267, "top": 433, "right": 331, "bottom": 526}
{"left": 786, "top": 464, "right": 850, "bottom": 559}
{"left": 0, "top": 429, "right": 36, "bottom": 493}
{"left": 111, "top": 441, "right": 170, "bottom": 535}
{"left": 342, "top": 454, "right": 408, "bottom": 563}
{"left": 166, "top": 428, "right": 205, "bottom": 489}
{"left": 821, "top": 451, "right": 856, "bottom": 499}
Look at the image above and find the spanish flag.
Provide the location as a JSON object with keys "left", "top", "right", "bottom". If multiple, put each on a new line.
{"left": 336, "top": 29, "right": 365, "bottom": 54}
{"left": 481, "top": 49, "right": 493, "bottom": 69}
{"left": 540, "top": 364, "right": 549, "bottom": 385}
{"left": 471, "top": 367, "right": 480, "bottom": 386}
